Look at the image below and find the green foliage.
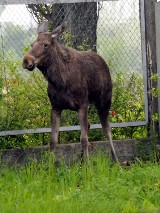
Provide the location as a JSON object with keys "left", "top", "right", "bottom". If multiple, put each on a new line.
{"left": 111, "top": 70, "right": 146, "bottom": 139}
{"left": 1, "top": 59, "right": 49, "bottom": 131}
{"left": 60, "top": 32, "right": 92, "bottom": 51}
{"left": 0, "top": 53, "right": 50, "bottom": 149}
{"left": 0, "top": 17, "right": 147, "bottom": 149}
{"left": 0, "top": 23, "right": 37, "bottom": 59}
{"left": 97, "top": 6, "right": 142, "bottom": 73}
{"left": 0, "top": 155, "right": 160, "bottom": 212}
{"left": 0, "top": 51, "right": 146, "bottom": 149}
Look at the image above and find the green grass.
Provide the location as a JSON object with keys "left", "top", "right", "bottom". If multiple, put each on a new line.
{"left": 0, "top": 154, "right": 160, "bottom": 213}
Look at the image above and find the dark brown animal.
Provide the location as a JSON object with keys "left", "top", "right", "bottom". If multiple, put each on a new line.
{"left": 22, "top": 22, "right": 118, "bottom": 162}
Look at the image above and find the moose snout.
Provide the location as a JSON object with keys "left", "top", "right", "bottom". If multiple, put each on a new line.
{"left": 22, "top": 55, "right": 36, "bottom": 71}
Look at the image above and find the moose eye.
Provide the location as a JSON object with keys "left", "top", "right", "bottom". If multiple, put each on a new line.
{"left": 42, "top": 43, "right": 48, "bottom": 48}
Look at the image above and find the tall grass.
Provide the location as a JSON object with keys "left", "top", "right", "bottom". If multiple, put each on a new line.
{"left": 0, "top": 154, "right": 160, "bottom": 213}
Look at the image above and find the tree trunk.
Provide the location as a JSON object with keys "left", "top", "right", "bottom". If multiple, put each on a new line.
{"left": 68, "top": 2, "right": 98, "bottom": 51}
{"left": 27, "top": 2, "right": 98, "bottom": 52}
{"left": 50, "top": 4, "right": 67, "bottom": 29}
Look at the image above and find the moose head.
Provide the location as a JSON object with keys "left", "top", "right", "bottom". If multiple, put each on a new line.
{"left": 22, "top": 22, "right": 66, "bottom": 71}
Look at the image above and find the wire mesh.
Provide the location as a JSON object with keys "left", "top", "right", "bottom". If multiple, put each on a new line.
{"left": 0, "top": 0, "right": 145, "bottom": 136}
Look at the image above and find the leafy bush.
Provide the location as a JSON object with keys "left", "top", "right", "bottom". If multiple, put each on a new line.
{"left": 0, "top": 51, "right": 147, "bottom": 149}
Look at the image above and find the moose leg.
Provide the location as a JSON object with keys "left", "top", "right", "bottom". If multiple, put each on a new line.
{"left": 78, "top": 106, "right": 89, "bottom": 160}
{"left": 50, "top": 109, "right": 61, "bottom": 151}
{"left": 98, "top": 109, "right": 119, "bottom": 163}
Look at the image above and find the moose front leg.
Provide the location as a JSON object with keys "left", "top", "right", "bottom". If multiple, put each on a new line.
{"left": 78, "top": 105, "right": 89, "bottom": 160}
{"left": 50, "top": 109, "right": 61, "bottom": 151}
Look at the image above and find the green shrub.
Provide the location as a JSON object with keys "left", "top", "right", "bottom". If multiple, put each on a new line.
{"left": 0, "top": 51, "right": 147, "bottom": 149}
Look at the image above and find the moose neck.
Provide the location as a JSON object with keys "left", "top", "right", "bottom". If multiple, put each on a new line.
{"left": 38, "top": 42, "right": 70, "bottom": 89}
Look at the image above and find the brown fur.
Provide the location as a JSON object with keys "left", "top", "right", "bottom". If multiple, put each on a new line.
{"left": 22, "top": 22, "right": 118, "bottom": 162}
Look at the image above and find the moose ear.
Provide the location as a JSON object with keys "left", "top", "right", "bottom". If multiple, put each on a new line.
{"left": 37, "top": 22, "right": 48, "bottom": 33}
{"left": 51, "top": 22, "right": 67, "bottom": 38}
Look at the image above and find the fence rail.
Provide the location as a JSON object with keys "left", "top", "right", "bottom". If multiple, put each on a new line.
{"left": 0, "top": 121, "right": 147, "bottom": 137}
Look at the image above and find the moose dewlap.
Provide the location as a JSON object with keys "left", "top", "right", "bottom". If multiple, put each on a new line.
{"left": 22, "top": 22, "right": 118, "bottom": 162}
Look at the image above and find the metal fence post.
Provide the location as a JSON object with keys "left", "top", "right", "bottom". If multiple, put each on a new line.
{"left": 155, "top": 1, "right": 160, "bottom": 137}
{"left": 144, "top": 0, "right": 159, "bottom": 137}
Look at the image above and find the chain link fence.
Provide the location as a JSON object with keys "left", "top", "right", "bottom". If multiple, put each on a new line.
{"left": 0, "top": 0, "right": 147, "bottom": 147}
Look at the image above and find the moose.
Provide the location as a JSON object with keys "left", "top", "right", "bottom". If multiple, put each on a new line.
{"left": 22, "top": 22, "right": 118, "bottom": 162}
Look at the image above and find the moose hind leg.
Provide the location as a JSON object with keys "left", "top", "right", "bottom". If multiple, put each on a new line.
{"left": 78, "top": 106, "right": 89, "bottom": 160}
{"left": 98, "top": 109, "right": 119, "bottom": 163}
{"left": 50, "top": 109, "right": 61, "bottom": 151}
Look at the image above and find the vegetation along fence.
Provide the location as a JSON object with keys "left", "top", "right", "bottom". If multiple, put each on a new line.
{"left": 0, "top": 0, "right": 158, "bottom": 149}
